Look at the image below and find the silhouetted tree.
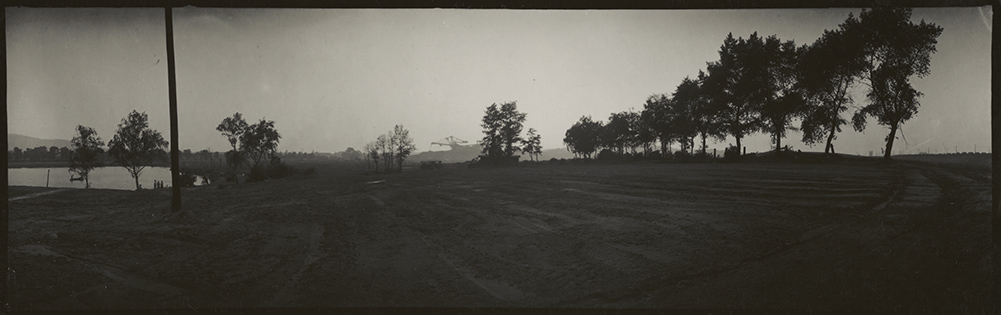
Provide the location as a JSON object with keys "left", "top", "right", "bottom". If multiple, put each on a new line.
{"left": 798, "top": 27, "right": 867, "bottom": 154}
{"left": 564, "top": 116, "right": 604, "bottom": 159}
{"left": 845, "top": 7, "right": 943, "bottom": 160}
{"left": 520, "top": 128, "right": 542, "bottom": 161}
{"left": 703, "top": 32, "right": 769, "bottom": 154}
{"left": 217, "top": 113, "right": 249, "bottom": 176}
{"left": 641, "top": 94, "right": 675, "bottom": 155}
{"left": 364, "top": 142, "right": 379, "bottom": 172}
{"left": 754, "top": 36, "right": 805, "bottom": 152}
{"left": 240, "top": 119, "right": 281, "bottom": 172}
{"left": 480, "top": 101, "right": 527, "bottom": 164}
{"left": 392, "top": 124, "right": 417, "bottom": 171}
{"left": 376, "top": 134, "right": 391, "bottom": 172}
{"left": 603, "top": 112, "right": 629, "bottom": 154}
{"left": 108, "top": 110, "right": 168, "bottom": 190}
{"left": 69, "top": 125, "right": 105, "bottom": 189}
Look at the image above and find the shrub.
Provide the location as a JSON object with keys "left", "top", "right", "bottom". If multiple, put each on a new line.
{"left": 303, "top": 167, "right": 316, "bottom": 175}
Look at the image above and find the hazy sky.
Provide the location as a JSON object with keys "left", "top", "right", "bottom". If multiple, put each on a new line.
{"left": 7, "top": 7, "right": 992, "bottom": 155}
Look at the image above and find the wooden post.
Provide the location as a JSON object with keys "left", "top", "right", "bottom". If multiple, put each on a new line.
{"left": 46, "top": 169, "right": 50, "bottom": 188}
{"left": 165, "top": 7, "right": 182, "bottom": 212}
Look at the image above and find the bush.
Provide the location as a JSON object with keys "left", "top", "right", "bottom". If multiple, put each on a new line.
{"left": 303, "top": 167, "right": 316, "bottom": 175}
{"left": 225, "top": 173, "right": 238, "bottom": 182}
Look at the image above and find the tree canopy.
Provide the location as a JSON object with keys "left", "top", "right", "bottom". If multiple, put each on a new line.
{"left": 108, "top": 110, "right": 168, "bottom": 190}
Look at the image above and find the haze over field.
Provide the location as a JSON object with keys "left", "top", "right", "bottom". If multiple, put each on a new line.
{"left": 6, "top": 7, "right": 991, "bottom": 156}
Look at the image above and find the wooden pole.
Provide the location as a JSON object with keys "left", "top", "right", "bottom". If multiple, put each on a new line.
{"left": 165, "top": 7, "right": 182, "bottom": 212}
{"left": 46, "top": 169, "right": 50, "bottom": 188}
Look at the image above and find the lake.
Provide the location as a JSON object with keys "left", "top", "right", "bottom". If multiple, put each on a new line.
{"left": 8, "top": 167, "right": 203, "bottom": 191}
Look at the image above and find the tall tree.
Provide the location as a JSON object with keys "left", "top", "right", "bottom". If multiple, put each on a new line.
{"left": 392, "top": 124, "right": 417, "bottom": 171}
{"left": 671, "top": 77, "right": 708, "bottom": 155}
{"left": 756, "top": 36, "right": 805, "bottom": 152}
{"left": 69, "top": 125, "right": 105, "bottom": 189}
{"left": 521, "top": 128, "right": 542, "bottom": 161}
{"left": 845, "top": 7, "right": 943, "bottom": 160}
{"left": 703, "top": 33, "right": 765, "bottom": 154}
{"left": 640, "top": 94, "right": 675, "bottom": 155}
{"left": 480, "top": 101, "right": 527, "bottom": 163}
{"left": 798, "top": 28, "right": 868, "bottom": 154}
{"left": 108, "top": 110, "right": 169, "bottom": 190}
{"left": 217, "top": 113, "right": 249, "bottom": 174}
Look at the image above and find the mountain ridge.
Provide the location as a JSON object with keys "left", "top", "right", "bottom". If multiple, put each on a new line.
{"left": 8, "top": 134, "right": 73, "bottom": 151}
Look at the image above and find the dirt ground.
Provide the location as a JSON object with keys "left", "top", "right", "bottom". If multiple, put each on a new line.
{"left": 7, "top": 156, "right": 993, "bottom": 312}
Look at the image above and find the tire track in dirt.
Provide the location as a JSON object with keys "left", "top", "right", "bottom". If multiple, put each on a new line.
{"left": 8, "top": 189, "right": 69, "bottom": 201}
{"left": 13, "top": 244, "right": 191, "bottom": 297}
{"left": 267, "top": 224, "right": 325, "bottom": 306}
{"left": 368, "top": 191, "right": 533, "bottom": 303}
{"left": 563, "top": 169, "right": 914, "bottom": 307}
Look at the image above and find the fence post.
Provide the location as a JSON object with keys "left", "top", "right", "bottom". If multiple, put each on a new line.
{"left": 46, "top": 169, "right": 50, "bottom": 188}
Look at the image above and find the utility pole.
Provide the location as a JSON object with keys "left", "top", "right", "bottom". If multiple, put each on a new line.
{"left": 165, "top": 7, "right": 181, "bottom": 212}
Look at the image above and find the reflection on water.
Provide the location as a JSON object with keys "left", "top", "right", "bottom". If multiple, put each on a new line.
{"left": 8, "top": 167, "right": 202, "bottom": 191}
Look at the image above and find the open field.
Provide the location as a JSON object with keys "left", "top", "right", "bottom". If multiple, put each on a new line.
{"left": 8, "top": 157, "right": 992, "bottom": 311}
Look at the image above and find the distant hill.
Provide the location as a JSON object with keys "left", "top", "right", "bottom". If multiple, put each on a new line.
{"left": 8, "top": 134, "right": 72, "bottom": 151}
{"left": 408, "top": 144, "right": 577, "bottom": 163}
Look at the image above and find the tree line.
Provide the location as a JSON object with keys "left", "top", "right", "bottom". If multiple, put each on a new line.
{"left": 564, "top": 8, "right": 942, "bottom": 161}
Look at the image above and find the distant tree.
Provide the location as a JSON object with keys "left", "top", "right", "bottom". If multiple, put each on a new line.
{"left": 604, "top": 112, "right": 634, "bottom": 155}
{"left": 376, "top": 134, "right": 391, "bottom": 172}
{"left": 798, "top": 27, "right": 867, "bottom": 154}
{"left": 641, "top": 94, "right": 675, "bottom": 155}
{"left": 364, "top": 142, "right": 378, "bottom": 172}
{"left": 480, "top": 101, "right": 527, "bottom": 164}
{"left": 108, "top": 110, "right": 168, "bottom": 190}
{"left": 69, "top": 125, "right": 105, "bottom": 189}
{"left": 48, "top": 146, "right": 60, "bottom": 160}
{"left": 520, "top": 128, "right": 542, "bottom": 161}
{"left": 846, "top": 7, "right": 943, "bottom": 160}
{"left": 564, "top": 116, "right": 604, "bottom": 159}
{"left": 391, "top": 125, "right": 417, "bottom": 171}
{"left": 670, "top": 77, "right": 706, "bottom": 155}
{"left": 217, "top": 113, "right": 249, "bottom": 174}
{"left": 240, "top": 119, "right": 281, "bottom": 172}
{"left": 12, "top": 147, "right": 22, "bottom": 162}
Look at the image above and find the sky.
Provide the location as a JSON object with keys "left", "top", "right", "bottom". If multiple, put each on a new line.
{"left": 6, "top": 7, "right": 992, "bottom": 155}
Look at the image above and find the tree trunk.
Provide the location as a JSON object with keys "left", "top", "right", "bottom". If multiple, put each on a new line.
{"left": 884, "top": 122, "right": 898, "bottom": 160}
{"left": 701, "top": 133, "right": 707, "bottom": 155}
{"left": 735, "top": 136, "right": 742, "bottom": 157}
{"left": 134, "top": 175, "right": 140, "bottom": 190}
{"left": 85, "top": 177, "right": 89, "bottom": 189}
{"left": 825, "top": 127, "right": 837, "bottom": 154}
{"left": 775, "top": 124, "right": 782, "bottom": 153}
